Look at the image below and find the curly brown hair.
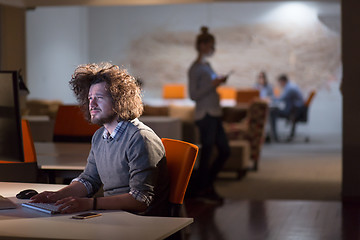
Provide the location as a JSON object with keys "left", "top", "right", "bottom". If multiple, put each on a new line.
{"left": 69, "top": 62, "right": 143, "bottom": 122}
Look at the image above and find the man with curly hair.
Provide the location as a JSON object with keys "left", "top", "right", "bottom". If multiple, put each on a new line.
{"left": 31, "top": 62, "right": 170, "bottom": 216}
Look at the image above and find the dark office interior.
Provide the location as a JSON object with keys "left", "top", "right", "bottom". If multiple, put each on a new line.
{"left": 1, "top": 0, "right": 359, "bottom": 239}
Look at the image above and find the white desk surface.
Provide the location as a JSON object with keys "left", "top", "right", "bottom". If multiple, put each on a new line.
{"left": 0, "top": 182, "right": 66, "bottom": 198}
{"left": 0, "top": 182, "right": 193, "bottom": 240}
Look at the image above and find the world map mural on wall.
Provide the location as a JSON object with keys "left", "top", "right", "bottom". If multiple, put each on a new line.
{"left": 128, "top": 18, "right": 341, "bottom": 99}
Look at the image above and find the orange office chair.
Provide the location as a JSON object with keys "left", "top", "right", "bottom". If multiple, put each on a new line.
{"left": 0, "top": 119, "right": 38, "bottom": 182}
{"left": 305, "top": 90, "right": 316, "bottom": 107}
{"left": 21, "top": 119, "right": 37, "bottom": 163}
{"left": 0, "top": 120, "right": 36, "bottom": 164}
{"left": 236, "top": 89, "right": 260, "bottom": 104}
{"left": 162, "top": 84, "right": 186, "bottom": 99}
{"left": 217, "top": 86, "right": 237, "bottom": 100}
{"left": 53, "top": 105, "right": 100, "bottom": 142}
{"left": 273, "top": 86, "right": 282, "bottom": 98}
{"left": 287, "top": 90, "right": 316, "bottom": 142}
{"left": 161, "top": 138, "right": 198, "bottom": 217}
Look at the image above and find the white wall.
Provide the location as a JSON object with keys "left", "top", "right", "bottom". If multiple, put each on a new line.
{"left": 308, "top": 81, "right": 342, "bottom": 136}
{"left": 86, "top": 2, "right": 341, "bottom": 98}
{"left": 25, "top": 2, "right": 342, "bottom": 137}
{"left": 26, "top": 7, "right": 88, "bottom": 104}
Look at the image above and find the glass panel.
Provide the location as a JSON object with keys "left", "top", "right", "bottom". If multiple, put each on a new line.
{"left": 0, "top": 72, "right": 23, "bottom": 162}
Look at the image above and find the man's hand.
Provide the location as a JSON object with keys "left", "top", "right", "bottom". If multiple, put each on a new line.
{"left": 30, "top": 191, "right": 60, "bottom": 203}
{"left": 55, "top": 197, "right": 93, "bottom": 214}
{"left": 30, "top": 190, "right": 92, "bottom": 214}
{"left": 30, "top": 181, "right": 88, "bottom": 205}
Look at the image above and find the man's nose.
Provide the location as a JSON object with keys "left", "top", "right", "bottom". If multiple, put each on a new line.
{"left": 89, "top": 98, "right": 97, "bottom": 108}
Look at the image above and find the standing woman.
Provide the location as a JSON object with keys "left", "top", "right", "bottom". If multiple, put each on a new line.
{"left": 188, "top": 26, "right": 230, "bottom": 202}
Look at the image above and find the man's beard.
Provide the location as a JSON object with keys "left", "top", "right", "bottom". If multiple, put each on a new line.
{"left": 90, "top": 112, "right": 117, "bottom": 126}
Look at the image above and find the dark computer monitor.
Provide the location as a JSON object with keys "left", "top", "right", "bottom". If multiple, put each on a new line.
{"left": 0, "top": 71, "right": 24, "bottom": 162}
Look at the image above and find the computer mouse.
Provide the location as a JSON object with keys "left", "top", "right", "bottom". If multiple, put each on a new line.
{"left": 16, "top": 189, "right": 39, "bottom": 199}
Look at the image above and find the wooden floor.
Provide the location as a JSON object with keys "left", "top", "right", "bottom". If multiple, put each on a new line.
{"left": 183, "top": 198, "right": 360, "bottom": 240}
{"left": 180, "top": 133, "right": 344, "bottom": 239}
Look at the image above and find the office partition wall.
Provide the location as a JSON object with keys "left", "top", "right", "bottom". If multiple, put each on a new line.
{"left": 0, "top": 71, "right": 24, "bottom": 162}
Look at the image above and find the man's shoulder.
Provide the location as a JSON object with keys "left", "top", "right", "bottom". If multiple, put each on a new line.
{"left": 128, "top": 119, "right": 164, "bottom": 152}
{"left": 129, "top": 118, "right": 156, "bottom": 136}
{"left": 93, "top": 126, "right": 105, "bottom": 136}
{"left": 91, "top": 126, "right": 105, "bottom": 141}
{"left": 288, "top": 81, "right": 299, "bottom": 89}
{"left": 91, "top": 121, "right": 158, "bottom": 143}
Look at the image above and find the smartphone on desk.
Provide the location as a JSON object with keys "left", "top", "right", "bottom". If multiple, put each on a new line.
{"left": 72, "top": 212, "right": 102, "bottom": 219}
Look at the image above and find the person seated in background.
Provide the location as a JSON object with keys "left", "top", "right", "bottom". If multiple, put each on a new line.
{"left": 254, "top": 71, "right": 274, "bottom": 143}
{"left": 269, "top": 74, "right": 305, "bottom": 142}
{"left": 254, "top": 71, "right": 273, "bottom": 100}
{"left": 31, "top": 62, "right": 170, "bottom": 216}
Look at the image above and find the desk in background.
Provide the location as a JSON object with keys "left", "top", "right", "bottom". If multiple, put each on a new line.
{"left": 143, "top": 98, "right": 248, "bottom": 122}
{"left": 31, "top": 101, "right": 250, "bottom": 182}
{"left": 139, "top": 116, "right": 182, "bottom": 140}
{"left": 143, "top": 98, "right": 249, "bottom": 143}
{"left": 35, "top": 142, "right": 89, "bottom": 183}
{"left": 25, "top": 99, "right": 248, "bottom": 144}
{"left": 0, "top": 182, "right": 193, "bottom": 240}
{"left": 143, "top": 97, "right": 237, "bottom": 107}
{"left": 23, "top": 115, "right": 55, "bottom": 142}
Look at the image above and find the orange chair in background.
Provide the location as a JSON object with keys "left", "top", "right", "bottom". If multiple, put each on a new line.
{"left": 21, "top": 119, "right": 37, "bottom": 163}
{"left": 217, "top": 86, "right": 237, "bottom": 100}
{"left": 53, "top": 105, "right": 100, "bottom": 142}
{"left": 305, "top": 90, "right": 316, "bottom": 107}
{"left": 236, "top": 89, "right": 260, "bottom": 104}
{"left": 287, "top": 90, "right": 317, "bottom": 142}
{"left": 273, "top": 86, "right": 282, "bottom": 98}
{"left": 0, "top": 119, "right": 38, "bottom": 182}
{"left": 0, "top": 120, "right": 37, "bottom": 164}
{"left": 162, "top": 84, "right": 186, "bottom": 99}
{"left": 161, "top": 138, "right": 198, "bottom": 216}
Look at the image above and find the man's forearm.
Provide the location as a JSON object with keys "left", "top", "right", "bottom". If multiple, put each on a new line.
{"left": 57, "top": 181, "right": 88, "bottom": 199}
{"left": 95, "top": 193, "right": 147, "bottom": 213}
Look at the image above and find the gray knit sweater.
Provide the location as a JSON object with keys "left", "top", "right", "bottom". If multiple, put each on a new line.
{"left": 77, "top": 118, "right": 170, "bottom": 216}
